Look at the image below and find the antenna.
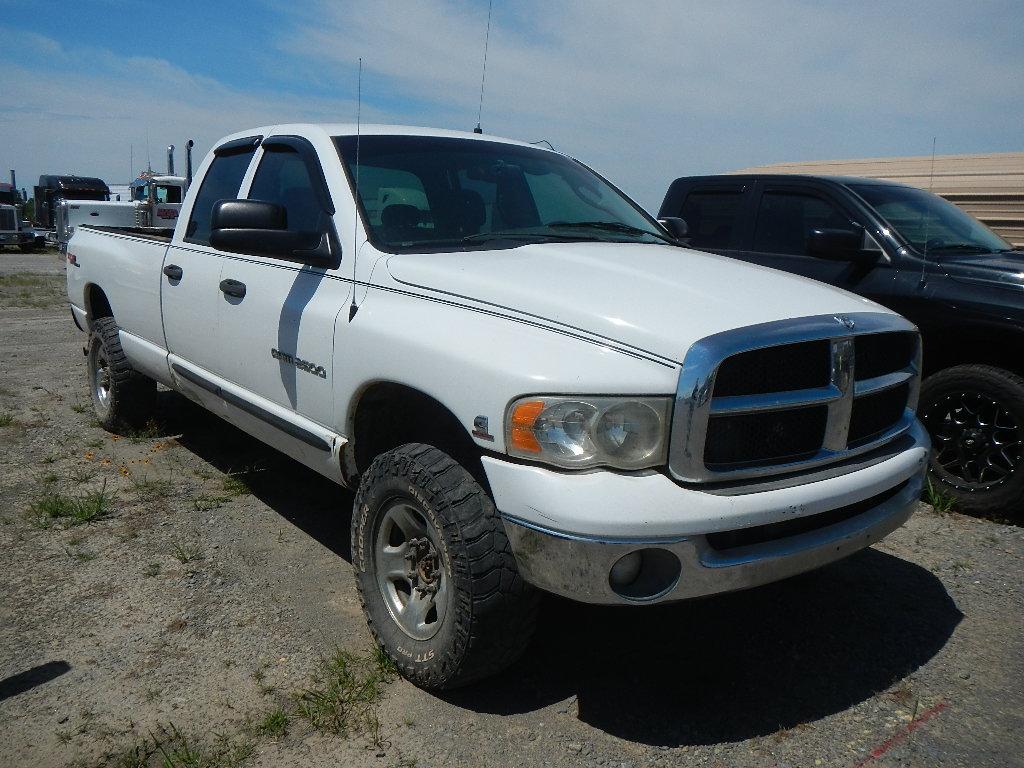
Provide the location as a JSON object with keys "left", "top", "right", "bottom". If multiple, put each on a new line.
{"left": 348, "top": 57, "right": 363, "bottom": 322}
{"left": 919, "top": 136, "right": 937, "bottom": 286}
{"left": 474, "top": 0, "right": 493, "bottom": 134}
{"left": 146, "top": 127, "right": 151, "bottom": 174}
{"left": 130, "top": 144, "right": 133, "bottom": 183}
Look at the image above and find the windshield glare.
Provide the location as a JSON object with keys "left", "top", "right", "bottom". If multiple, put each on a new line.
{"left": 850, "top": 183, "right": 1010, "bottom": 255}
{"left": 335, "top": 135, "right": 666, "bottom": 250}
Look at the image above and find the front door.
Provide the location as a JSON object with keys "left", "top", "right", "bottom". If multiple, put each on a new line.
{"left": 215, "top": 137, "right": 351, "bottom": 432}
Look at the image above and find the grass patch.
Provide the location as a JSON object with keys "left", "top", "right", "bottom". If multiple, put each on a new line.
{"left": 70, "top": 467, "right": 97, "bottom": 484}
{"left": 0, "top": 413, "right": 15, "bottom": 427}
{"left": 98, "top": 723, "right": 255, "bottom": 768}
{"left": 71, "top": 402, "right": 89, "bottom": 414}
{"left": 171, "top": 540, "right": 204, "bottom": 564}
{"left": 255, "top": 707, "right": 290, "bottom": 740}
{"left": 27, "top": 481, "right": 113, "bottom": 527}
{"left": 144, "top": 562, "right": 162, "bottom": 578}
{"left": 127, "top": 419, "right": 163, "bottom": 443}
{"left": 222, "top": 474, "right": 252, "bottom": 497}
{"left": 132, "top": 474, "right": 174, "bottom": 502}
{"left": 194, "top": 495, "right": 229, "bottom": 512}
{"left": 292, "top": 648, "right": 395, "bottom": 739}
{"left": 0, "top": 273, "right": 65, "bottom": 309}
{"left": 925, "top": 477, "right": 957, "bottom": 514}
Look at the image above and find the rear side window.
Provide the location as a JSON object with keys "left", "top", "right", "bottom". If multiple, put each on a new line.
{"left": 247, "top": 147, "right": 325, "bottom": 232}
{"left": 752, "top": 191, "right": 849, "bottom": 255}
{"left": 679, "top": 190, "right": 744, "bottom": 248}
{"left": 185, "top": 149, "right": 256, "bottom": 245}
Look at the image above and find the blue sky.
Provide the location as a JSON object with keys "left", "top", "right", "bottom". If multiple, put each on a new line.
{"left": 1, "top": 0, "right": 1022, "bottom": 210}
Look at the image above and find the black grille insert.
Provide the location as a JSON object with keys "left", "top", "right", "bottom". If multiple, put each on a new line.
{"left": 848, "top": 383, "right": 909, "bottom": 446}
{"left": 705, "top": 406, "right": 828, "bottom": 469}
{"left": 855, "top": 332, "right": 916, "bottom": 381}
{"left": 706, "top": 480, "right": 908, "bottom": 552}
{"left": 713, "top": 340, "right": 831, "bottom": 397}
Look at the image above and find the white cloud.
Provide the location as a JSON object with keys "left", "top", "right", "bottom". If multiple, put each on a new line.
{"left": 1, "top": 2, "right": 1021, "bottom": 210}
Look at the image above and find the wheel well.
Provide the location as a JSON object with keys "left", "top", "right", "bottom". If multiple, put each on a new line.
{"left": 349, "top": 382, "right": 487, "bottom": 487}
{"left": 921, "top": 326, "right": 1024, "bottom": 379}
{"left": 86, "top": 284, "right": 113, "bottom": 325}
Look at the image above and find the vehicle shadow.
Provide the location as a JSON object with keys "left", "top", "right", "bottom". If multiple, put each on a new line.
{"left": 160, "top": 391, "right": 354, "bottom": 560}
{"left": 157, "top": 391, "right": 963, "bottom": 747}
{"left": 447, "top": 549, "right": 962, "bottom": 746}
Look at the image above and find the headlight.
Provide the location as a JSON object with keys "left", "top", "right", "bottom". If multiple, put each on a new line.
{"left": 506, "top": 395, "right": 671, "bottom": 470}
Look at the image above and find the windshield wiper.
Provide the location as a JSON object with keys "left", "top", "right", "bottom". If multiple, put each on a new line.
{"left": 546, "top": 220, "right": 680, "bottom": 246}
{"left": 459, "top": 231, "right": 588, "bottom": 243}
{"left": 926, "top": 243, "right": 993, "bottom": 254}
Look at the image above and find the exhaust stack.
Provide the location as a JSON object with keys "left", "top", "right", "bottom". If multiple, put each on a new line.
{"left": 166, "top": 145, "right": 175, "bottom": 176}
{"left": 9, "top": 170, "right": 15, "bottom": 191}
{"left": 185, "top": 140, "right": 194, "bottom": 190}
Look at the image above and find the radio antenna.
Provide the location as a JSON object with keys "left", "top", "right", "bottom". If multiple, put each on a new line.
{"left": 918, "top": 136, "right": 937, "bottom": 286}
{"left": 349, "top": 57, "right": 363, "bottom": 322}
{"left": 474, "top": 0, "right": 493, "bottom": 134}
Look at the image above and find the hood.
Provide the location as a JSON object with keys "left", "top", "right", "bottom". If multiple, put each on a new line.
{"left": 386, "top": 242, "right": 887, "bottom": 362}
{"left": 941, "top": 251, "right": 1024, "bottom": 293}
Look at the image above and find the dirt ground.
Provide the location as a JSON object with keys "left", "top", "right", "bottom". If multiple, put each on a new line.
{"left": 1, "top": 250, "right": 1022, "bottom": 768}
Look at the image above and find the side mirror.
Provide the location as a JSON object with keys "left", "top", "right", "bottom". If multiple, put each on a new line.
{"left": 210, "top": 200, "right": 331, "bottom": 265}
{"left": 807, "top": 227, "right": 875, "bottom": 262}
{"left": 657, "top": 216, "right": 690, "bottom": 241}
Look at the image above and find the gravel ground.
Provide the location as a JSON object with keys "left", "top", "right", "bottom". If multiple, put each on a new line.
{"left": 1, "top": 250, "right": 1022, "bottom": 768}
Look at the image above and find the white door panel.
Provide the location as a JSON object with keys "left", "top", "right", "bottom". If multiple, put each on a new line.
{"left": 160, "top": 243, "right": 225, "bottom": 373}
{"left": 215, "top": 254, "right": 349, "bottom": 430}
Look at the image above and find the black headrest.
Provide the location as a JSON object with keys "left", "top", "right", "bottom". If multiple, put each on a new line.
{"left": 381, "top": 204, "right": 421, "bottom": 228}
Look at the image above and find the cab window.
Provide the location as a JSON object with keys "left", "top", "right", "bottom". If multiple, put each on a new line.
{"left": 185, "top": 148, "right": 257, "bottom": 245}
{"left": 247, "top": 147, "right": 324, "bottom": 232}
{"left": 679, "top": 189, "right": 744, "bottom": 249}
{"left": 752, "top": 191, "right": 850, "bottom": 255}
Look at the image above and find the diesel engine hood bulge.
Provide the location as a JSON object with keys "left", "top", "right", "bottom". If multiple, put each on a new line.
{"left": 386, "top": 242, "right": 888, "bottom": 363}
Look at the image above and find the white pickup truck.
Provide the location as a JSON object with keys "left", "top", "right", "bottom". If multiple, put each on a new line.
{"left": 66, "top": 124, "right": 930, "bottom": 689}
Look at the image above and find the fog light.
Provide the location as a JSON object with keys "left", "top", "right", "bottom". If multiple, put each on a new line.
{"left": 607, "top": 548, "right": 682, "bottom": 601}
{"left": 609, "top": 551, "right": 643, "bottom": 587}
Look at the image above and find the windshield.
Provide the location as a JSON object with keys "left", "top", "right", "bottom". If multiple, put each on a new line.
{"left": 0, "top": 191, "right": 17, "bottom": 206}
{"left": 334, "top": 135, "right": 670, "bottom": 251}
{"left": 850, "top": 183, "right": 1011, "bottom": 255}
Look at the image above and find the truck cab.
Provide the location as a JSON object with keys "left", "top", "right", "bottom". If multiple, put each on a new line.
{"left": 0, "top": 182, "right": 36, "bottom": 251}
{"left": 660, "top": 174, "right": 1024, "bottom": 516}
{"left": 33, "top": 175, "right": 110, "bottom": 234}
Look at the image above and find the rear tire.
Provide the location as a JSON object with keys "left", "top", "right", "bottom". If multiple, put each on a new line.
{"left": 919, "top": 364, "right": 1024, "bottom": 518}
{"left": 87, "top": 316, "right": 157, "bottom": 432}
{"left": 352, "top": 443, "right": 538, "bottom": 690}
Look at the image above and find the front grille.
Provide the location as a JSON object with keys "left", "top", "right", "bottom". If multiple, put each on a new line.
{"left": 669, "top": 315, "right": 921, "bottom": 483}
{"left": 705, "top": 406, "right": 827, "bottom": 468}
{"left": 0, "top": 209, "right": 16, "bottom": 231}
{"left": 855, "top": 332, "right": 917, "bottom": 380}
{"left": 706, "top": 481, "right": 908, "bottom": 551}
{"left": 849, "top": 383, "right": 911, "bottom": 446}
{"left": 714, "top": 340, "right": 830, "bottom": 396}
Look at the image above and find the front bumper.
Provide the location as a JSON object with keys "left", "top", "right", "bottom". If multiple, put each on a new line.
{"left": 483, "top": 420, "right": 929, "bottom": 605}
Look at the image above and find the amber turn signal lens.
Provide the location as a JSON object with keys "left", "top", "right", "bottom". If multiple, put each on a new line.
{"left": 510, "top": 400, "right": 545, "bottom": 453}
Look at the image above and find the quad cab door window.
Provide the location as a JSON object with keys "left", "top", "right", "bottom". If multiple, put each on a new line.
{"left": 752, "top": 191, "right": 850, "bottom": 256}
{"left": 184, "top": 147, "right": 258, "bottom": 245}
{"left": 678, "top": 187, "right": 745, "bottom": 250}
{"left": 247, "top": 145, "right": 330, "bottom": 237}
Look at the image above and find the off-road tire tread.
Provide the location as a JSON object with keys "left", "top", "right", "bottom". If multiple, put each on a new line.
{"left": 353, "top": 443, "right": 539, "bottom": 690}
{"left": 920, "top": 364, "right": 1024, "bottom": 517}
{"left": 89, "top": 316, "right": 157, "bottom": 431}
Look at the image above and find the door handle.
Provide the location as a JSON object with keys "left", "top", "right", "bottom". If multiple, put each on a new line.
{"left": 163, "top": 264, "right": 183, "bottom": 280}
{"left": 220, "top": 278, "right": 246, "bottom": 299}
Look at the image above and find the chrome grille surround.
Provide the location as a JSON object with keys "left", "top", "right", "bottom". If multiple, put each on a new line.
{"left": 669, "top": 313, "right": 921, "bottom": 483}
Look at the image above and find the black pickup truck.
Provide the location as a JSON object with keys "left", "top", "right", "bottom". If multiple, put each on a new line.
{"left": 659, "top": 174, "right": 1024, "bottom": 517}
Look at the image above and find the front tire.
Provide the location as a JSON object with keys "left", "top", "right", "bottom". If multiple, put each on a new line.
{"left": 352, "top": 443, "right": 538, "bottom": 690}
{"left": 919, "top": 364, "right": 1024, "bottom": 518}
{"left": 87, "top": 316, "right": 157, "bottom": 431}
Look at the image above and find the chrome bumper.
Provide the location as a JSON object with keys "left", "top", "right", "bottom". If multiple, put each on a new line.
{"left": 503, "top": 468, "right": 924, "bottom": 605}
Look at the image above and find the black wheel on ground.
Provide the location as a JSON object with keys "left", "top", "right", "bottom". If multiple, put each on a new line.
{"left": 86, "top": 316, "right": 157, "bottom": 432}
{"left": 352, "top": 442, "right": 539, "bottom": 690}
{"left": 919, "top": 364, "right": 1024, "bottom": 517}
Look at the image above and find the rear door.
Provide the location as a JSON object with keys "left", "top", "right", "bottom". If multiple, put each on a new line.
{"left": 161, "top": 136, "right": 260, "bottom": 375}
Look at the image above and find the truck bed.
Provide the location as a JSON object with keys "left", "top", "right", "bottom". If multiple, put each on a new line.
{"left": 82, "top": 225, "right": 174, "bottom": 243}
